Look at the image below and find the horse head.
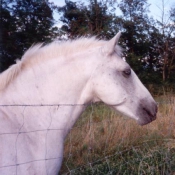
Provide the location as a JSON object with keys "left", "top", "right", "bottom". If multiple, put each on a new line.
{"left": 91, "top": 32, "right": 157, "bottom": 125}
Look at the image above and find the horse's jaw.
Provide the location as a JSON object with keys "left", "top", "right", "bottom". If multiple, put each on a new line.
{"left": 109, "top": 97, "right": 157, "bottom": 126}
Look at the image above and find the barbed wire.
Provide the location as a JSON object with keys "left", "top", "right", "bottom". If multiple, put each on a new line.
{"left": 0, "top": 99, "right": 173, "bottom": 107}
{"left": 0, "top": 104, "right": 86, "bottom": 107}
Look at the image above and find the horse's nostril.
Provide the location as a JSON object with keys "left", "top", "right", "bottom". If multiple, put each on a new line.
{"left": 143, "top": 107, "right": 156, "bottom": 120}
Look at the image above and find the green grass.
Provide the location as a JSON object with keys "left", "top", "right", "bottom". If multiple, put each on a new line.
{"left": 66, "top": 141, "right": 175, "bottom": 175}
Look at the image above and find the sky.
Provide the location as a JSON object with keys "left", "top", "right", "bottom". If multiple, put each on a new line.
{"left": 49, "top": 0, "right": 175, "bottom": 27}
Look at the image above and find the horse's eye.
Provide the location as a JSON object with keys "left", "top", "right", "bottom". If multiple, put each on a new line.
{"left": 123, "top": 68, "right": 131, "bottom": 77}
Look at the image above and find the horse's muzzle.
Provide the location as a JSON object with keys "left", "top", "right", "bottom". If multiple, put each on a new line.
{"left": 137, "top": 102, "right": 158, "bottom": 126}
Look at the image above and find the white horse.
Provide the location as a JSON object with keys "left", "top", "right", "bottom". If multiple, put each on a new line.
{"left": 0, "top": 32, "right": 157, "bottom": 175}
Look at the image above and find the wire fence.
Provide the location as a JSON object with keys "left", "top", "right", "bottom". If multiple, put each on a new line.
{"left": 0, "top": 104, "right": 63, "bottom": 175}
{"left": 0, "top": 98, "right": 175, "bottom": 175}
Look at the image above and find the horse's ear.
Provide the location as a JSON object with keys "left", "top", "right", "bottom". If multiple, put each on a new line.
{"left": 102, "top": 32, "right": 121, "bottom": 56}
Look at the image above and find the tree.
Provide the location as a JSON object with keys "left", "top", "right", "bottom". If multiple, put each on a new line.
{"left": 147, "top": 0, "right": 175, "bottom": 82}
{"left": 57, "top": 0, "right": 86, "bottom": 38}
{"left": 57, "top": 0, "right": 116, "bottom": 39}
{"left": 12, "top": 0, "right": 54, "bottom": 51}
{"left": 117, "top": 0, "right": 154, "bottom": 82}
{"left": 1, "top": 0, "right": 56, "bottom": 72}
{"left": 0, "top": 0, "right": 17, "bottom": 72}
{"left": 84, "top": 0, "right": 116, "bottom": 39}
{"left": 118, "top": 0, "right": 151, "bottom": 53}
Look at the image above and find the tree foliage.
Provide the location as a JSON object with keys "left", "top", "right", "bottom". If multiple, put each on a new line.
{"left": 0, "top": 0, "right": 55, "bottom": 72}
{"left": 1, "top": 0, "right": 17, "bottom": 71}
{"left": 146, "top": 1, "right": 175, "bottom": 83}
{"left": 58, "top": 0, "right": 116, "bottom": 39}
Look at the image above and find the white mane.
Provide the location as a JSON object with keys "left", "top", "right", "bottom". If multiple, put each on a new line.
{"left": 0, "top": 37, "right": 122, "bottom": 91}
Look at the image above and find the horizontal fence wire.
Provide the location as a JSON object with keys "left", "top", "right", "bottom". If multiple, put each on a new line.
{"left": 0, "top": 104, "right": 86, "bottom": 107}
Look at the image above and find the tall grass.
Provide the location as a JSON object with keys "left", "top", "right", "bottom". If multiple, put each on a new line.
{"left": 59, "top": 94, "right": 175, "bottom": 174}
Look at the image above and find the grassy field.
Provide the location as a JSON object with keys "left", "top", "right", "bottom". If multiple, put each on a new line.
{"left": 59, "top": 93, "right": 175, "bottom": 174}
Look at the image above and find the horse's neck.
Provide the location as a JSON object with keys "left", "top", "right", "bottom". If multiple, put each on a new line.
{"left": 0, "top": 56, "right": 95, "bottom": 137}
